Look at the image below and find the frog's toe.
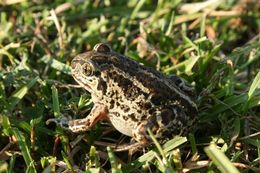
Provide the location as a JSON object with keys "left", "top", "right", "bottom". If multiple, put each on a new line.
{"left": 46, "top": 116, "right": 71, "bottom": 130}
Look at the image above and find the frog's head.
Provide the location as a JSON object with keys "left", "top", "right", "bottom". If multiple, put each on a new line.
{"left": 71, "top": 43, "right": 113, "bottom": 95}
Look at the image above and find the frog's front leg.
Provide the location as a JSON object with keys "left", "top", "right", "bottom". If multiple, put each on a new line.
{"left": 47, "top": 103, "right": 108, "bottom": 133}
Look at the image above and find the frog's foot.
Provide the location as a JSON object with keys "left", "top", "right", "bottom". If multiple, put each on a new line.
{"left": 132, "top": 123, "right": 151, "bottom": 145}
{"left": 47, "top": 103, "right": 109, "bottom": 133}
{"left": 46, "top": 116, "right": 71, "bottom": 131}
{"left": 46, "top": 116, "right": 94, "bottom": 133}
{"left": 132, "top": 116, "right": 163, "bottom": 145}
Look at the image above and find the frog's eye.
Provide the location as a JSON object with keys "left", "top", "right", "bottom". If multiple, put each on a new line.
{"left": 93, "top": 43, "right": 112, "bottom": 53}
{"left": 82, "top": 62, "right": 94, "bottom": 76}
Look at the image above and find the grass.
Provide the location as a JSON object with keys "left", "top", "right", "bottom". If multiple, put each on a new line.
{"left": 0, "top": 0, "right": 260, "bottom": 172}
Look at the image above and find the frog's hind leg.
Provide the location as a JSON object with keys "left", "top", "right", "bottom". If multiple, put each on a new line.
{"left": 47, "top": 103, "right": 108, "bottom": 133}
{"left": 132, "top": 108, "right": 176, "bottom": 145}
{"left": 132, "top": 123, "right": 151, "bottom": 145}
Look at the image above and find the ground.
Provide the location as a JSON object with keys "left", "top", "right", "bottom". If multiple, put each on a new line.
{"left": 0, "top": 0, "right": 259, "bottom": 172}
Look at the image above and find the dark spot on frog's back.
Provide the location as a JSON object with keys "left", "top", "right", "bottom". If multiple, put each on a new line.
{"left": 109, "top": 100, "right": 115, "bottom": 109}
{"left": 129, "top": 113, "right": 138, "bottom": 122}
{"left": 125, "top": 87, "right": 143, "bottom": 100}
{"left": 123, "top": 115, "right": 128, "bottom": 121}
{"left": 108, "top": 71, "right": 143, "bottom": 99}
{"left": 111, "top": 112, "right": 120, "bottom": 117}
{"left": 120, "top": 104, "right": 130, "bottom": 113}
{"left": 136, "top": 101, "right": 151, "bottom": 110}
{"left": 97, "top": 79, "right": 107, "bottom": 95}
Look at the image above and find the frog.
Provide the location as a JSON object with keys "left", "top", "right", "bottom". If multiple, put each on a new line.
{"left": 47, "top": 43, "right": 197, "bottom": 145}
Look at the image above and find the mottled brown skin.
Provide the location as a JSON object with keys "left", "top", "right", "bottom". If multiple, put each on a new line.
{"left": 49, "top": 43, "right": 197, "bottom": 145}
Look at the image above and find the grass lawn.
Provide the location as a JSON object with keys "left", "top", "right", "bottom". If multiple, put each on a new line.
{"left": 0, "top": 0, "right": 259, "bottom": 172}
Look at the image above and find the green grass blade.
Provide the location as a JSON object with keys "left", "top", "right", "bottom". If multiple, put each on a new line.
{"left": 188, "top": 133, "right": 197, "bottom": 155}
{"left": 163, "top": 56, "right": 199, "bottom": 74}
{"left": 123, "top": 136, "right": 187, "bottom": 172}
{"left": 182, "top": 34, "right": 199, "bottom": 52}
{"left": 107, "top": 147, "right": 122, "bottom": 173}
{"left": 51, "top": 85, "right": 60, "bottom": 118}
{"left": 163, "top": 136, "right": 187, "bottom": 153}
{"left": 8, "top": 154, "right": 16, "bottom": 173}
{"left": 12, "top": 128, "right": 37, "bottom": 173}
{"left": 1, "top": 115, "right": 11, "bottom": 135}
{"left": 165, "top": 11, "right": 175, "bottom": 36}
{"left": 201, "top": 89, "right": 260, "bottom": 121}
{"left": 172, "top": 149, "right": 182, "bottom": 171}
{"left": 0, "top": 161, "right": 8, "bottom": 173}
{"left": 185, "top": 54, "right": 200, "bottom": 75}
{"left": 148, "top": 129, "right": 166, "bottom": 159}
{"left": 147, "top": 129, "right": 175, "bottom": 173}
{"left": 130, "top": 0, "right": 146, "bottom": 20}
{"left": 61, "top": 151, "right": 74, "bottom": 172}
{"left": 86, "top": 146, "right": 101, "bottom": 171}
{"left": 8, "top": 76, "right": 39, "bottom": 112}
{"left": 257, "top": 139, "right": 260, "bottom": 163}
{"left": 200, "top": 13, "right": 206, "bottom": 37}
{"left": 122, "top": 149, "right": 156, "bottom": 173}
{"left": 204, "top": 144, "right": 240, "bottom": 173}
{"left": 248, "top": 71, "right": 260, "bottom": 101}
{"left": 40, "top": 55, "right": 71, "bottom": 75}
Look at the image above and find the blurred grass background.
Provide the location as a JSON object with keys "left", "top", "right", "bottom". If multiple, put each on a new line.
{"left": 0, "top": 0, "right": 259, "bottom": 172}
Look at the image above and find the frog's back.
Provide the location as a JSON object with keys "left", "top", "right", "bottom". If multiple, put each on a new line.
{"left": 89, "top": 50, "right": 197, "bottom": 137}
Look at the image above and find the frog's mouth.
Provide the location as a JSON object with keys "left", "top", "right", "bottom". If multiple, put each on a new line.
{"left": 80, "top": 81, "right": 92, "bottom": 91}
{"left": 71, "top": 69, "right": 91, "bottom": 91}
{"left": 73, "top": 76, "right": 92, "bottom": 92}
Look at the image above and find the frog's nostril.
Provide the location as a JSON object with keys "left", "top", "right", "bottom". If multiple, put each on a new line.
{"left": 71, "top": 59, "right": 82, "bottom": 69}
